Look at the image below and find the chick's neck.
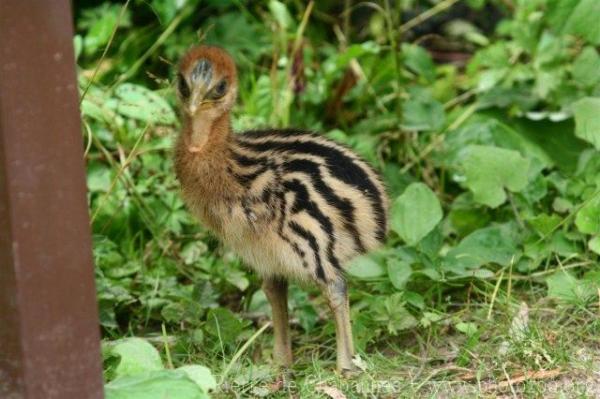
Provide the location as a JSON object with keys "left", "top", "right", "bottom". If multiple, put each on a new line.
{"left": 175, "top": 109, "right": 240, "bottom": 205}
{"left": 186, "top": 111, "right": 232, "bottom": 153}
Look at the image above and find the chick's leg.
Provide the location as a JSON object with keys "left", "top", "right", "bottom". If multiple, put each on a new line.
{"left": 262, "top": 277, "right": 293, "bottom": 367}
{"left": 323, "top": 276, "right": 356, "bottom": 375}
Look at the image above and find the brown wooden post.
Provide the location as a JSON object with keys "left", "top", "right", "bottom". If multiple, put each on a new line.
{"left": 0, "top": 1, "right": 104, "bottom": 398}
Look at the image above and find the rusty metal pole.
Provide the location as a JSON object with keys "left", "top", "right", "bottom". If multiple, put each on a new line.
{"left": 0, "top": 1, "right": 104, "bottom": 398}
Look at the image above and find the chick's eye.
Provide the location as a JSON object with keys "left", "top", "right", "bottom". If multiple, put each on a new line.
{"left": 177, "top": 73, "right": 190, "bottom": 99}
{"left": 209, "top": 79, "right": 228, "bottom": 100}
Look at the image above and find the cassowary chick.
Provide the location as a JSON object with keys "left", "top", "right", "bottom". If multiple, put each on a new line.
{"left": 174, "top": 46, "right": 389, "bottom": 375}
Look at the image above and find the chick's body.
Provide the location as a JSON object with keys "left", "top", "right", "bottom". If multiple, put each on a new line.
{"left": 175, "top": 126, "right": 388, "bottom": 284}
{"left": 174, "top": 45, "right": 389, "bottom": 374}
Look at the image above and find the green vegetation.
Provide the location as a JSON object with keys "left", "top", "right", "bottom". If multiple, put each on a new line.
{"left": 76, "top": 0, "right": 600, "bottom": 397}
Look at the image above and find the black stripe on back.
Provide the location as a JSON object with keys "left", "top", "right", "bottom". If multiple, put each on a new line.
{"left": 232, "top": 165, "right": 269, "bottom": 187}
{"left": 284, "top": 179, "right": 341, "bottom": 270}
{"left": 289, "top": 221, "right": 326, "bottom": 281}
{"left": 230, "top": 149, "right": 266, "bottom": 167}
{"left": 237, "top": 135, "right": 386, "bottom": 241}
{"left": 283, "top": 159, "right": 365, "bottom": 253}
{"left": 274, "top": 180, "right": 308, "bottom": 269}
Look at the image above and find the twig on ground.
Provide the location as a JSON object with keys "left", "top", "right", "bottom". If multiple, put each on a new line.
{"left": 482, "top": 368, "right": 562, "bottom": 393}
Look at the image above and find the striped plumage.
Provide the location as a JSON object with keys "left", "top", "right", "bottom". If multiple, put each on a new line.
{"left": 174, "top": 46, "right": 389, "bottom": 375}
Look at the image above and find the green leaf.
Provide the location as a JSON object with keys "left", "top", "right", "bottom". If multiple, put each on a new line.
{"left": 387, "top": 258, "right": 412, "bottom": 290}
{"left": 347, "top": 255, "right": 385, "bottom": 279}
{"left": 113, "top": 84, "right": 177, "bottom": 125}
{"left": 103, "top": 338, "right": 163, "bottom": 379}
{"left": 176, "top": 365, "right": 217, "bottom": 392}
{"left": 462, "top": 145, "right": 530, "bottom": 208}
{"left": 588, "top": 236, "right": 600, "bottom": 255}
{"left": 444, "top": 224, "right": 519, "bottom": 271}
{"left": 391, "top": 183, "right": 443, "bottom": 246}
{"left": 547, "top": 0, "right": 580, "bottom": 31}
{"left": 402, "top": 97, "right": 445, "bottom": 131}
{"left": 105, "top": 371, "right": 208, "bottom": 399}
{"left": 372, "top": 293, "right": 418, "bottom": 335}
{"left": 575, "top": 194, "right": 600, "bottom": 234}
{"left": 462, "top": 111, "right": 586, "bottom": 174}
{"left": 204, "top": 308, "right": 245, "bottom": 343}
{"left": 455, "top": 322, "right": 478, "bottom": 336}
{"left": 402, "top": 43, "right": 436, "bottom": 82}
{"left": 181, "top": 242, "right": 209, "bottom": 265}
{"left": 573, "top": 97, "right": 600, "bottom": 150}
{"left": 83, "top": 6, "right": 119, "bottom": 55}
{"left": 563, "top": 0, "right": 600, "bottom": 45}
{"left": 546, "top": 271, "right": 596, "bottom": 304}
{"left": 527, "top": 213, "right": 562, "bottom": 237}
{"left": 572, "top": 47, "right": 600, "bottom": 87}
{"left": 87, "top": 162, "right": 112, "bottom": 193}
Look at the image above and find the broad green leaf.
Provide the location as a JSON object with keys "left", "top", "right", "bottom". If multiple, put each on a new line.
{"left": 83, "top": 5, "right": 120, "bottom": 55}
{"left": 462, "top": 145, "right": 530, "bottom": 208}
{"left": 105, "top": 371, "right": 208, "bottom": 399}
{"left": 448, "top": 193, "right": 491, "bottom": 237}
{"left": 588, "top": 236, "right": 600, "bottom": 255}
{"left": 177, "top": 365, "right": 217, "bottom": 392}
{"left": 402, "top": 97, "right": 445, "bottom": 131}
{"left": 420, "top": 312, "right": 442, "bottom": 328}
{"left": 391, "top": 183, "right": 443, "bottom": 246}
{"left": 573, "top": 97, "right": 600, "bottom": 150}
{"left": 336, "top": 42, "right": 380, "bottom": 69}
{"left": 404, "top": 291, "right": 425, "bottom": 309}
{"left": 103, "top": 338, "right": 163, "bottom": 378}
{"left": 449, "top": 207, "right": 490, "bottom": 237}
{"left": 387, "top": 258, "right": 412, "bottom": 290}
{"left": 402, "top": 43, "right": 436, "bottom": 82}
{"left": 419, "top": 227, "right": 443, "bottom": 259}
{"left": 527, "top": 213, "right": 562, "bottom": 237}
{"left": 546, "top": 271, "right": 596, "bottom": 304}
{"left": 105, "top": 260, "right": 141, "bottom": 279}
{"left": 87, "top": 162, "right": 112, "bottom": 193}
{"left": 563, "top": 0, "right": 600, "bottom": 45}
{"left": 439, "top": 113, "right": 553, "bottom": 172}
{"left": 204, "top": 308, "right": 245, "bottom": 343}
{"left": 444, "top": 224, "right": 519, "bottom": 271}
{"left": 181, "top": 242, "right": 209, "bottom": 265}
{"left": 477, "top": 68, "right": 507, "bottom": 92}
{"left": 113, "top": 84, "right": 177, "bottom": 125}
{"left": 472, "top": 110, "right": 587, "bottom": 174}
{"left": 348, "top": 255, "right": 385, "bottom": 279}
{"left": 372, "top": 293, "right": 417, "bottom": 335}
{"left": 575, "top": 194, "right": 600, "bottom": 234}
{"left": 496, "top": 114, "right": 586, "bottom": 174}
{"left": 547, "top": 0, "right": 580, "bottom": 32}
{"left": 225, "top": 269, "right": 250, "bottom": 292}
{"left": 455, "top": 322, "right": 478, "bottom": 336}
{"left": 572, "top": 47, "right": 600, "bottom": 87}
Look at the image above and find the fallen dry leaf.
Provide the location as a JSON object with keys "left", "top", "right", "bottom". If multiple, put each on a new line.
{"left": 316, "top": 384, "right": 348, "bottom": 399}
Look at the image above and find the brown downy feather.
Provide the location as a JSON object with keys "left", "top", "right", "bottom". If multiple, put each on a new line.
{"left": 174, "top": 46, "right": 389, "bottom": 284}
